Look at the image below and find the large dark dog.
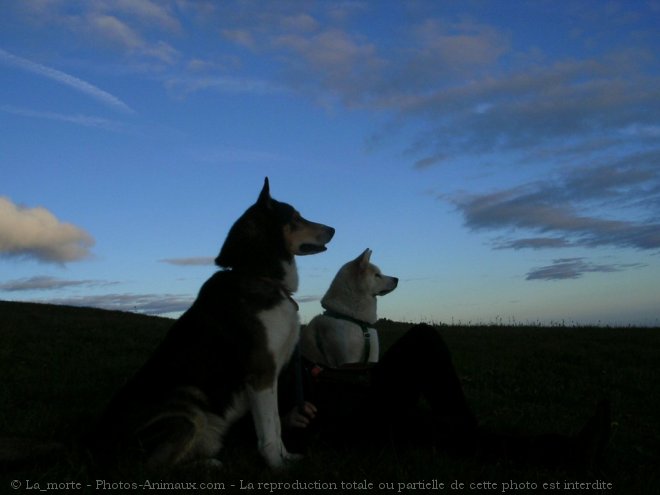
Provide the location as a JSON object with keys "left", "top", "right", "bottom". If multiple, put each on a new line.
{"left": 88, "top": 178, "right": 334, "bottom": 469}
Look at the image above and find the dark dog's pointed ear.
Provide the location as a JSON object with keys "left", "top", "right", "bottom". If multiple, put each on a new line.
{"left": 257, "top": 177, "right": 271, "bottom": 208}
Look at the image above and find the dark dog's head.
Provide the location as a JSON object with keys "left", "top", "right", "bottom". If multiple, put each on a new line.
{"left": 216, "top": 178, "right": 334, "bottom": 276}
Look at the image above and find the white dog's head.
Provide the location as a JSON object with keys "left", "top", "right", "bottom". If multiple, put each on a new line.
{"left": 321, "top": 248, "right": 398, "bottom": 323}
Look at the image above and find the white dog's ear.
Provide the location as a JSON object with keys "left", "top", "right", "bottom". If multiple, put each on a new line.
{"left": 356, "top": 248, "right": 372, "bottom": 271}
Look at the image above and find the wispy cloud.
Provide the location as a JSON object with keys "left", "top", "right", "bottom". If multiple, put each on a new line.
{"left": 40, "top": 293, "right": 193, "bottom": 315}
{"left": 164, "top": 75, "right": 286, "bottom": 97}
{"left": 8, "top": 3, "right": 659, "bottom": 170}
{"left": 29, "top": 284, "right": 313, "bottom": 315}
{"left": 0, "top": 197, "right": 94, "bottom": 264}
{"left": 494, "top": 237, "right": 573, "bottom": 250}
{"left": 449, "top": 147, "right": 660, "bottom": 282}
{"left": 108, "top": 0, "right": 182, "bottom": 33}
{"left": 401, "top": 18, "right": 510, "bottom": 83}
{"left": 400, "top": 55, "right": 660, "bottom": 161}
{"left": 526, "top": 258, "right": 646, "bottom": 281}
{"left": 204, "top": 3, "right": 660, "bottom": 185}
{"left": 296, "top": 295, "right": 321, "bottom": 304}
{"left": 453, "top": 154, "right": 660, "bottom": 252}
{"left": 90, "top": 14, "right": 180, "bottom": 64}
{"left": 457, "top": 188, "right": 660, "bottom": 251}
{"left": 91, "top": 14, "right": 143, "bottom": 49}
{"left": 159, "top": 257, "right": 215, "bottom": 266}
{"left": 0, "top": 276, "right": 114, "bottom": 292}
{"left": 272, "top": 28, "right": 385, "bottom": 105}
{"left": 1, "top": 105, "right": 126, "bottom": 132}
{"left": 13, "top": 0, "right": 181, "bottom": 65}
{"left": 0, "top": 48, "right": 134, "bottom": 114}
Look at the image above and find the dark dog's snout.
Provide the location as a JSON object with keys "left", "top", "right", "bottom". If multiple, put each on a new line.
{"left": 312, "top": 224, "right": 334, "bottom": 253}
{"left": 296, "top": 222, "right": 335, "bottom": 255}
{"left": 323, "top": 226, "right": 336, "bottom": 243}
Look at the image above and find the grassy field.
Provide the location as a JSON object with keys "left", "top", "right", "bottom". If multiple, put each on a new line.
{"left": 1, "top": 300, "right": 658, "bottom": 493}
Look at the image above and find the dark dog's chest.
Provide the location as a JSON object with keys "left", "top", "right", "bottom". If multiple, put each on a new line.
{"left": 134, "top": 272, "right": 297, "bottom": 400}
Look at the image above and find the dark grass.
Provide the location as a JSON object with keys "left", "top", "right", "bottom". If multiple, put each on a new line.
{"left": 1, "top": 301, "right": 659, "bottom": 493}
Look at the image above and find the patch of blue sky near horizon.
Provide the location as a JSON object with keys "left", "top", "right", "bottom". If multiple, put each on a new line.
{"left": 1, "top": 1, "right": 659, "bottom": 326}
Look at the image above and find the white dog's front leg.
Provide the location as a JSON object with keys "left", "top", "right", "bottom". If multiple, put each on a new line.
{"left": 246, "top": 384, "right": 300, "bottom": 469}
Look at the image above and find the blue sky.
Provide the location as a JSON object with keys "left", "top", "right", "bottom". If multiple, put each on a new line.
{"left": 1, "top": 0, "right": 659, "bottom": 326}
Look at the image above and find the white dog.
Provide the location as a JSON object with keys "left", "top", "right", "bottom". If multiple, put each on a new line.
{"left": 300, "top": 249, "right": 398, "bottom": 368}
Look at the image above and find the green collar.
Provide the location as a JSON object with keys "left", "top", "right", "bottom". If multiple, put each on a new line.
{"left": 323, "top": 309, "right": 372, "bottom": 364}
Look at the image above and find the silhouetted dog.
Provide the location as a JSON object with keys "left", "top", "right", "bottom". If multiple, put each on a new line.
{"left": 89, "top": 178, "right": 334, "bottom": 469}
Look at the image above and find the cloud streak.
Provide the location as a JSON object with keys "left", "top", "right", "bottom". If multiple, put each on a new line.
{"left": 453, "top": 154, "right": 660, "bottom": 252}
{"left": 0, "top": 276, "right": 113, "bottom": 292}
{"left": 526, "top": 258, "right": 646, "bottom": 281}
{"left": 398, "top": 55, "right": 660, "bottom": 163}
{"left": 12, "top": 1, "right": 182, "bottom": 67}
{"left": 40, "top": 293, "right": 193, "bottom": 315}
{"left": 0, "top": 48, "right": 134, "bottom": 114}
{"left": 0, "top": 197, "right": 94, "bottom": 263}
{"left": 296, "top": 295, "right": 321, "bottom": 304}
{"left": 35, "top": 289, "right": 317, "bottom": 316}
{"left": 165, "top": 75, "right": 285, "bottom": 97}
{"left": 450, "top": 148, "right": 659, "bottom": 282}
{"left": 495, "top": 238, "right": 573, "bottom": 250}
{"left": 159, "top": 257, "right": 215, "bottom": 266}
{"left": 1, "top": 105, "right": 126, "bottom": 131}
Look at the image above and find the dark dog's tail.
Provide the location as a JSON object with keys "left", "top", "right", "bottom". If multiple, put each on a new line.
{"left": 0, "top": 437, "right": 66, "bottom": 467}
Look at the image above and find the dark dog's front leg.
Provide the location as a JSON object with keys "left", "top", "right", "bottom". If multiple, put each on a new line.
{"left": 247, "top": 382, "right": 301, "bottom": 469}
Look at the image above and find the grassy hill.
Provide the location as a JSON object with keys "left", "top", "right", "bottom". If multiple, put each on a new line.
{"left": 1, "top": 300, "right": 659, "bottom": 493}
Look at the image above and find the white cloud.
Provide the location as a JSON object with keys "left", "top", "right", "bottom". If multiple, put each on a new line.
{"left": 0, "top": 197, "right": 94, "bottom": 263}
